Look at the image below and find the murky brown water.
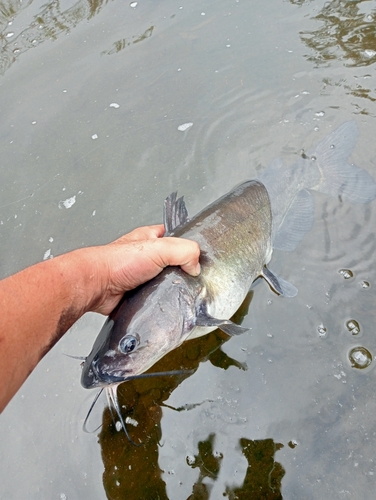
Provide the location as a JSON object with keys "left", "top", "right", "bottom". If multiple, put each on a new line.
{"left": 1, "top": 0, "right": 376, "bottom": 498}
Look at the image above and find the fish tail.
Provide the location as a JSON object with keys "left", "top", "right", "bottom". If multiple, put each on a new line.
{"left": 312, "top": 121, "right": 376, "bottom": 204}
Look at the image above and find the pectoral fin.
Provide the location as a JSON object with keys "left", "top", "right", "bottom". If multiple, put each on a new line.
{"left": 195, "top": 309, "right": 249, "bottom": 336}
{"left": 262, "top": 266, "right": 298, "bottom": 298}
{"left": 163, "top": 191, "right": 190, "bottom": 235}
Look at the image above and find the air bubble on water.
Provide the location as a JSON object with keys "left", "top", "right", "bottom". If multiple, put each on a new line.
{"left": 313, "top": 126, "right": 319, "bottom": 132}
{"left": 364, "top": 49, "right": 376, "bottom": 58}
{"left": 349, "top": 346, "right": 372, "bottom": 369}
{"left": 339, "top": 269, "right": 353, "bottom": 279}
{"left": 125, "top": 416, "right": 138, "bottom": 427}
{"left": 49, "top": 236, "right": 53, "bottom": 242}
{"left": 109, "top": 102, "right": 120, "bottom": 108}
{"left": 60, "top": 495, "right": 67, "bottom": 500}
{"left": 346, "top": 319, "right": 360, "bottom": 336}
{"left": 115, "top": 421, "right": 122, "bottom": 432}
{"left": 267, "top": 299, "right": 272, "bottom": 305}
{"left": 315, "top": 111, "right": 325, "bottom": 117}
{"left": 310, "top": 155, "right": 316, "bottom": 161}
{"left": 359, "top": 280, "right": 370, "bottom": 289}
{"left": 330, "top": 144, "right": 335, "bottom": 149}
{"left": 91, "top": 134, "right": 98, "bottom": 140}
{"left": 130, "top": 2, "right": 137, "bottom": 7}
{"left": 317, "top": 325, "right": 327, "bottom": 338}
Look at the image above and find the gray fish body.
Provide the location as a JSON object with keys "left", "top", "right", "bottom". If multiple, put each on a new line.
{"left": 81, "top": 121, "right": 376, "bottom": 390}
{"left": 82, "top": 180, "right": 276, "bottom": 389}
{"left": 170, "top": 180, "right": 273, "bottom": 334}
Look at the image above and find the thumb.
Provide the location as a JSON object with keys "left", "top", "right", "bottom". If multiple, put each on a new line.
{"left": 155, "top": 237, "right": 201, "bottom": 276}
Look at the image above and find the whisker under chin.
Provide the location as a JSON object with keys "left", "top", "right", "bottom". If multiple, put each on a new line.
{"left": 82, "top": 388, "right": 104, "bottom": 434}
{"left": 121, "top": 368, "right": 194, "bottom": 381}
{"left": 106, "top": 385, "right": 141, "bottom": 447}
{"left": 82, "top": 370, "right": 193, "bottom": 444}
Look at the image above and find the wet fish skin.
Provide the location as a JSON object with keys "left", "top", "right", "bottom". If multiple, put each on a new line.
{"left": 81, "top": 180, "right": 282, "bottom": 389}
{"left": 81, "top": 121, "right": 376, "bottom": 391}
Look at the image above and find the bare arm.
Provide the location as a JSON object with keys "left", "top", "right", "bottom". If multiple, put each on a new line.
{"left": 0, "top": 224, "right": 200, "bottom": 411}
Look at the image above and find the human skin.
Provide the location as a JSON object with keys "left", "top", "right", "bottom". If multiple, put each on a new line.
{"left": 0, "top": 224, "right": 200, "bottom": 412}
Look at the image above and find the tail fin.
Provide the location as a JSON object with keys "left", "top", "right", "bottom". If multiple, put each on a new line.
{"left": 312, "top": 121, "right": 376, "bottom": 203}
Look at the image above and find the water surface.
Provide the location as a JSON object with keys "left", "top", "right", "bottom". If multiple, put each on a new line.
{"left": 1, "top": 0, "right": 376, "bottom": 498}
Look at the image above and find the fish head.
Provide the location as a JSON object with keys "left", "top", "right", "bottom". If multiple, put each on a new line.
{"left": 81, "top": 269, "right": 197, "bottom": 389}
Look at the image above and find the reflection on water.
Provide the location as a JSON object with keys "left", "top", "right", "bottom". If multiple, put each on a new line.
{"left": 186, "top": 434, "right": 284, "bottom": 500}
{"left": 98, "top": 294, "right": 252, "bottom": 499}
{"left": 0, "top": 0, "right": 108, "bottom": 74}
{"left": 0, "top": 0, "right": 156, "bottom": 74}
{"left": 225, "top": 438, "right": 284, "bottom": 500}
{"left": 300, "top": 0, "right": 376, "bottom": 68}
{"left": 101, "top": 26, "right": 154, "bottom": 56}
{"left": 98, "top": 331, "right": 230, "bottom": 499}
{"left": 187, "top": 433, "right": 223, "bottom": 497}
{"left": 298, "top": 0, "right": 376, "bottom": 112}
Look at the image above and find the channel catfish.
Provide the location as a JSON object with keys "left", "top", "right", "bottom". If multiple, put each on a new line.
{"left": 81, "top": 121, "right": 376, "bottom": 433}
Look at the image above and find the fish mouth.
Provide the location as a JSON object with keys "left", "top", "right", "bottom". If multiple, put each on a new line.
{"left": 81, "top": 354, "right": 132, "bottom": 389}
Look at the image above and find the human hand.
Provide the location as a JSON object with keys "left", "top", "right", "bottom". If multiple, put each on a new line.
{"left": 83, "top": 224, "right": 200, "bottom": 315}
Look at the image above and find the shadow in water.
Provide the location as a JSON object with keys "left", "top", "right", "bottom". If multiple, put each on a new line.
{"left": 224, "top": 438, "right": 284, "bottom": 500}
{"left": 98, "top": 327, "right": 239, "bottom": 499}
{"left": 186, "top": 434, "right": 284, "bottom": 500}
{"left": 96, "top": 292, "right": 285, "bottom": 499}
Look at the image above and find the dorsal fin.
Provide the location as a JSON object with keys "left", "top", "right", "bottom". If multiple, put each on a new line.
{"left": 163, "top": 191, "right": 190, "bottom": 235}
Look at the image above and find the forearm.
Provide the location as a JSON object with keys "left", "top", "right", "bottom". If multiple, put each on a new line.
{"left": 0, "top": 250, "right": 94, "bottom": 412}
{"left": 0, "top": 225, "right": 200, "bottom": 412}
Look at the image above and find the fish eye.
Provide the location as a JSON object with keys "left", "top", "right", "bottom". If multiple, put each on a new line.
{"left": 118, "top": 335, "right": 138, "bottom": 354}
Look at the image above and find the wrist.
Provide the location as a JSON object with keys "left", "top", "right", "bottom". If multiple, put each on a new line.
{"left": 60, "top": 246, "right": 111, "bottom": 315}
